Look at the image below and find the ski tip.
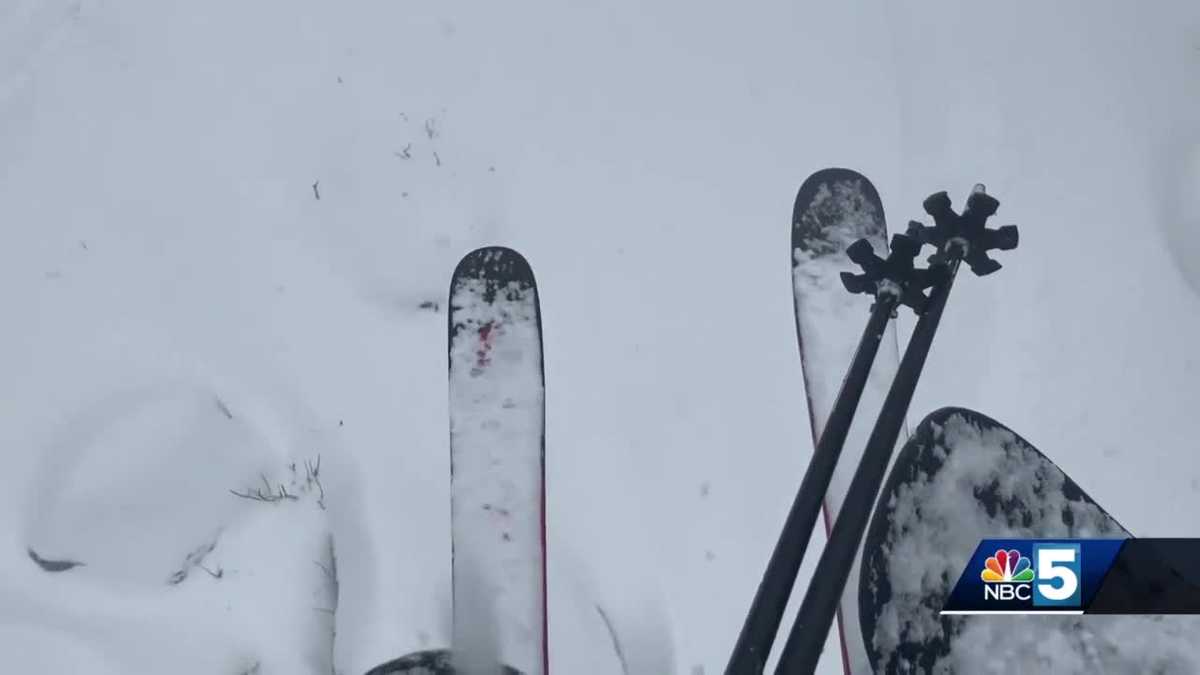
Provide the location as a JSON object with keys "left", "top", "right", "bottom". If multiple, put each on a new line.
{"left": 364, "top": 649, "right": 454, "bottom": 675}
{"left": 919, "top": 406, "right": 988, "bottom": 428}
{"left": 904, "top": 408, "right": 1120, "bottom": 530}
{"left": 805, "top": 167, "right": 871, "bottom": 183}
{"left": 792, "top": 167, "right": 886, "bottom": 255}
{"left": 451, "top": 246, "right": 537, "bottom": 288}
{"left": 915, "top": 407, "right": 1043, "bottom": 439}
{"left": 794, "top": 168, "right": 879, "bottom": 213}
{"left": 363, "top": 648, "right": 525, "bottom": 675}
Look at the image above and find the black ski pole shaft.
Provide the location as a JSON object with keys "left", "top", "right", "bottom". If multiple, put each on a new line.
{"left": 726, "top": 294, "right": 898, "bottom": 674}
{"left": 774, "top": 259, "right": 960, "bottom": 675}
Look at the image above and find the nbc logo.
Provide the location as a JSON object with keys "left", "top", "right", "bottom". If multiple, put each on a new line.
{"left": 981, "top": 549, "right": 1035, "bottom": 583}
{"left": 941, "top": 540, "right": 1095, "bottom": 614}
{"left": 981, "top": 548, "right": 1034, "bottom": 601}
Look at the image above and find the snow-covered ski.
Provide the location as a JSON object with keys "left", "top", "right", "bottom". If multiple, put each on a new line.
{"left": 857, "top": 407, "right": 1199, "bottom": 674}
{"left": 448, "top": 246, "right": 547, "bottom": 675}
{"left": 788, "top": 168, "right": 904, "bottom": 675}
{"left": 366, "top": 246, "right": 546, "bottom": 675}
{"left": 731, "top": 169, "right": 935, "bottom": 673}
{"left": 777, "top": 186, "right": 1019, "bottom": 674}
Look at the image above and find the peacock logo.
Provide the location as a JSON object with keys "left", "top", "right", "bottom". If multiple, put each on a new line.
{"left": 981, "top": 548, "right": 1035, "bottom": 583}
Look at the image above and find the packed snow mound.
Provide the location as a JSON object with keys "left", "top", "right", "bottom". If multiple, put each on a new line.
{"left": 23, "top": 382, "right": 285, "bottom": 586}
{"left": 7, "top": 379, "right": 338, "bottom": 673}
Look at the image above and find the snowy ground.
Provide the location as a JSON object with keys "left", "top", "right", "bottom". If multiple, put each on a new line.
{"left": 1, "top": 1, "right": 1198, "bottom": 673}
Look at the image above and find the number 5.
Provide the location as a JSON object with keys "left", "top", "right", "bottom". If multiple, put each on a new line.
{"left": 1037, "top": 547, "right": 1079, "bottom": 602}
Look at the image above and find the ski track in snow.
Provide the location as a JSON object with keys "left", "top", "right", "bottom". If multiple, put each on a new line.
{"left": 2, "top": 380, "right": 338, "bottom": 673}
{"left": 0, "top": 0, "right": 1197, "bottom": 673}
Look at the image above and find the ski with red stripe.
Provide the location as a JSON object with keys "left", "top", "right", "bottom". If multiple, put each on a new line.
{"left": 448, "top": 246, "right": 547, "bottom": 675}
{"left": 791, "top": 168, "right": 904, "bottom": 674}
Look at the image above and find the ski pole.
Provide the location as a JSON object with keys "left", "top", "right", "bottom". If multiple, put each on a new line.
{"left": 774, "top": 186, "right": 1018, "bottom": 674}
{"left": 774, "top": 257, "right": 956, "bottom": 674}
{"left": 727, "top": 234, "right": 933, "bottom": 674}
{"left": 726, "top": 296, "right": 892, "bottom": 674}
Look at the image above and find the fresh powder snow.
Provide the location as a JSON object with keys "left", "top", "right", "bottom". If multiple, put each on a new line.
{"left": 0, "top": 0, "right": 1198, "bottom": 673}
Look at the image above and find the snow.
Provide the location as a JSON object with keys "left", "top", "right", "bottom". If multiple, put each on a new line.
{"left": 1165, "top": 142, "right": 1200, "bottom": 297}
{"left": 0, "top": 0, "right": 1198, "bottom": 673}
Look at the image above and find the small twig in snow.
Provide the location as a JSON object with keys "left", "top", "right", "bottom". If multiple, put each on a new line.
{"left": 230, "top": 474, "right": 297, "bottom": 503}
{"left": 167, "top": 538, "right": 218, "bottom": 585}
{"left": 596, "top": 604, "right": 631, "bottom": 675}
{"left": 314, "top": 560, "right": 336, "bottom": 582}
{"left": 305, "top": 456, "right": 327, "bottom": 510}
{"left": 28, "top": 548, "right": 84, "bottom": 572}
